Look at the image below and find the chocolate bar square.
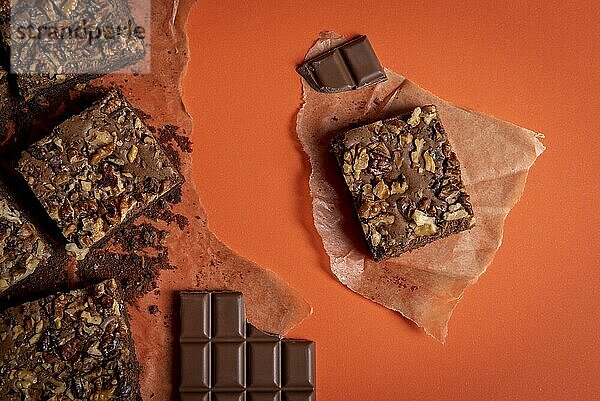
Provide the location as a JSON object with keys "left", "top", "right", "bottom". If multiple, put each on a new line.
{"left": 212, "top": 342, "right": 246, "bottom": 389}
{"left": 0, "top": 279, "right": 141, "bottom": 400}
{"left": 331, "top": 105, "right": 475, "bottom": 260}
{"left": 180, "top": 343, "right": 210, "bottom": 389}
{"left": 282, "top": 342, "right": 315, "bottom": 389}
{"left": 282, "top": 393, "right": 315, "bottom": 401}
{"left": 179, "top": 292, "right": 316, "bottom": 401}
{"left": 17, "top": 90, "right": 182, "bottom": 259}
{"left": 248, "top": 342, "right": 281, "bottom": 388}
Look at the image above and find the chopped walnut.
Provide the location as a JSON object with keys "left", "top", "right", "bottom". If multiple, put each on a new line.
{"left": 412, "top": 210, "right": 438, "bottom": 236}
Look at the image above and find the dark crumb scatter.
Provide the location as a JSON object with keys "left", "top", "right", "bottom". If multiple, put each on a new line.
{"left": 116, "top": 223, "right": 169, "bottom": 253}
{"left": 148, "top": 305, "right": 159, "bottom": 315}
{"left": 133, "top": 107, "right": 152, "bottom": 121}
{"left": 144, "top": 186, "right": 188, "bottom": 230}
{"left": 174, "top": 214, "right": 189, "bottom": 230}
{"left": 78, "top": 250, "right": 164, "bottom": 302}
{"left": 161, "top": 141, "right": 182, "bottom": 170}
{"left": 163, "top": 185, "right": 183, "bottom": 204}
{"left": 159, "top": 124, "right": 193, "bottom": 153}
{"left": 77, "top": 222, "right": 175, "bottom": 302}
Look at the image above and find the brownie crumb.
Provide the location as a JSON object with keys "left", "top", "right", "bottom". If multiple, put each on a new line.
{"left": 163, "top": 185, "right": 183, "bottom": 204}
{"left": 174, "top": 214, "right": 189, "bottom": 230}
{"left": 159, "top": 124, "right": 193, "bottom": 153}
{"left": 77, "top": 223, "right": 175, "bottom": 302}
{"left": 133, "top": 107, "right": 152, "bottom": 121}
{"left": 148, "top": 305, "right": 160, "bottom": 315}
{"left": 144, "top": 186, "right": 188, "bottom": 230}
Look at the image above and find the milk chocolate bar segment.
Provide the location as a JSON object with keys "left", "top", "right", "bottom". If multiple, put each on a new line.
{"left": 282, "top": 342, "right": 315, "bottom": 389}
{"left": 297, "top": 35, "right": 386, "bottom": 93}
{"left": 0, "top": 279, "right": 142, "bottom": 401}
{"left": 17, "top": 90, "right": 182, "bottom": 259}
{"left": 179, "top": 292, "right": 316, "bottom": 401}
{"left": 181, "top": 292, "right": 211, "bottom": 340}
{"left": 331, "top": 105, "right": 475, "bottom": 260}
{"left": 212, "top": 292, "right": 246, "bottom": 339}
{"left": 248, "top": 341, "right": 280, "bottom": 388}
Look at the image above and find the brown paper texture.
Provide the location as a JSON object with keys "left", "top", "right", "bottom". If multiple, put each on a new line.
{"left": 94, "top": 1, "right": 312, "bottom": 399}
{"left": 296, "top": 32, "right": 544, "bottom": 342}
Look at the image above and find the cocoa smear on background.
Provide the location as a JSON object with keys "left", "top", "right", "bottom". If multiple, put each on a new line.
{"left": 0, "top": 1, "right": 312, "bottom": 400}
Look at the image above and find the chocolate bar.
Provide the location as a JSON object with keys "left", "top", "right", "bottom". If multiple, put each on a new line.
{"left": 0, "top": 180, "right": 50, "bottom": 294}
{"left": 17, "top": 90, "right": 182, "bottom": 259}
{"left": 179, "top": 292, "right": 316, "bottom": 401}
{"left": 2, "top": 0, "right": 145, "bottom": 100}
{"left": 0, "top": 279, "right": 141, "bottom": 400}
{"left": 331, "top": 105, "right": 475, "bottom": 260}
{"left": 296, "top": 35, "right": 386, "bottom": 93}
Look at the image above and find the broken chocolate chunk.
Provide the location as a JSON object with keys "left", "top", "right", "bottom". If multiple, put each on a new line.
{"left": 297, "top": 35, "right": 387, "bottom": 93}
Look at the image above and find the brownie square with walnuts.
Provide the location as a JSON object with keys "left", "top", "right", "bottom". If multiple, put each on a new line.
{"left": 17, "top": 90, "right": 182, "bottom": 259}
{"left": 0, "top": 180, "right": 50, "bottom": 295}
{"left": 0, "top": 279, "right": 141, "bottom": 401}
{"left": 331, "top": 105, "right": 475, "bottom": 261}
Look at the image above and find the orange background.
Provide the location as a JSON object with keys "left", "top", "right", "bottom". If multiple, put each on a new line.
{"left": 183, "top": 1, "right": 600, "bottom": 400}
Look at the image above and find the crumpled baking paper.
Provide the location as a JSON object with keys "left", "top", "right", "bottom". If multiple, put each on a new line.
{"left": 94, "top": 1, "right": 311, "bottom": 399}
{"left": 296, "top": 32, "right": 544, "bottom": 342}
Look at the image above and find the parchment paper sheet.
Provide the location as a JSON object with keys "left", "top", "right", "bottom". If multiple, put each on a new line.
{"left": 96, "top": 1, "right": 311, "bottom": 399}
{"left": 296, "top": 32, "right": 544, "bottom": 342}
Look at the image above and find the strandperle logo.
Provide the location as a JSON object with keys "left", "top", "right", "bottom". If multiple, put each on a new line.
{"left": 10, "top": 19, "right": 146, "bottom": 46}
{"left": 8, "top": 0, "right": 151, "bottom": 75}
